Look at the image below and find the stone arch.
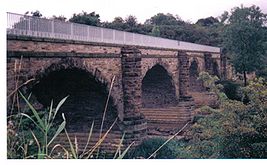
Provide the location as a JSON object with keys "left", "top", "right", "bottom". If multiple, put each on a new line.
{"left": 189, "top": 58, "right": 204, "bottom": 92}
{"left": 30, "top": 58, "right": 110, "bottom": 86}
{"left": 189, "top": 57, "right": 202, "bottom": 73}
{"left": 23, "top": 58, "right": 120, "bottom": 132}
{"left": 189, "top": 58, "right": 200, "bottom": 76}
{"left": 141, "top": 59, "right": 179, "bottom": 99}
{"left": 141, "top": 64, "right": 178, "bottom": 108}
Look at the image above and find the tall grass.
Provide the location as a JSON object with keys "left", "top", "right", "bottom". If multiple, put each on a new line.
{"left": 19, "top": 92, "right": 67, "bottom": 158}
{"left": 7, "top": 91, "right": 133, "bottom": 159}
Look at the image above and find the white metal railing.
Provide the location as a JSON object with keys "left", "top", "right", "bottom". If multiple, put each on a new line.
{"left": 7, "top": 12, "right": 220, "bottom": 53}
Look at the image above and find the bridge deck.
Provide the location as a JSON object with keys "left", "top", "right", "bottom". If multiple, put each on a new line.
{"left": 7, "top": 12, "right": 220, "bottom": 53}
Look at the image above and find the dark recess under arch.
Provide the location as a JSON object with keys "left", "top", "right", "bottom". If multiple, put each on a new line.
{"left": 141, "top": 64, "right": 177, "bottom": 108}
{"left": 212, "top": 60, "right": 220, "bottom": 78}
{"left": 31, "top": 68, "right": 118, "bottom": 132}
{"left": 189, "top": 60, "right": 204, "bottom": 92}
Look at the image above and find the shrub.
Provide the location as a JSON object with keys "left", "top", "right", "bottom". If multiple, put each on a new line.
{"left": 182, "top": 76, "right": 267, "bottom": 158}
{"left": 219, "top": 80, "right": 242, "bottom": 101}
{"left": 126, "top": 137, "right": 178, "bottom": 159}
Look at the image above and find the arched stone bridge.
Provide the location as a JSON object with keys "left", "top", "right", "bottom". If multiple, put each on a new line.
{"left": 7, "top": 12, "right": 227, "bottom": 152}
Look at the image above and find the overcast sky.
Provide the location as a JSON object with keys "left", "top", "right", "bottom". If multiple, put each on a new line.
{"left": 4, "top": 0, "right": 267, "bottom": 23}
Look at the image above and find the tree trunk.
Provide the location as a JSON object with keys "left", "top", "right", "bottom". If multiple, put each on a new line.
{"left": 243, "top": 70, "right": 247, "bottom": 86}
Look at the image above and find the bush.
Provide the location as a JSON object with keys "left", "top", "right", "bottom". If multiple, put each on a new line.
{"left": 182, "top": 77, "right": 267, "bottom": 158}
{"left": 219, "top": 80, "right": 242, "bottom": 101}
{"left": 126, "top": 137, "right": 178, "bottom": 159}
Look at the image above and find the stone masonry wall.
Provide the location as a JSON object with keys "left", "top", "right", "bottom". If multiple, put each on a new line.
{"left": 7, "top": 40, "right": 121, "bottom": 54}
{"left": 7, "top": 36, "right": 224, "bottom": 147}
{"left": 7, "top": 56, "right": 124, "bottom": 120}
{"left": 121, "top": 46, "right": 147, "bottom": 145}
{"left": 204, "top": 53, "right": 213, "bottom": 74}
{"left": 7, "top": 38, "right": 125, "bottom": 120}
{"left": 178, "top": 51, "right": 190, "bottom": 98}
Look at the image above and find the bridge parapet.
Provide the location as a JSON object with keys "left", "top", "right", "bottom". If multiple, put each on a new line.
{"left": 7, "top": 12, "right": 220, "bottom": 53}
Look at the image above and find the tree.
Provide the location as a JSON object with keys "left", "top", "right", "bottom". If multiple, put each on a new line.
{"left": 223, "top": 5, "right": 267, "bottom": 86}
{"left": 124, "top": 15, "right": 145, "bottom": 33}
{"left": 125, "top": 15, "right": 138, "bottom": 27}
{"left": 24, "top": 10, "right": 43, "bottom": 17}
{"left": 145, "top": 13, "right": 184, "bottom": 26}
{"left": 218, "top": 11, "right": 229, "bottom": 24}
{"left": 52, "top": 15, "right": 67, "bottom": 22}
{"left": 196, "top": 16, "right": 219, "bottom": 27}
{"left": 30, "top": 10, "right": 42, "bottom": 17}
{"left": 69, "top": 11, "right": 101, "bottom": 26}
{"left": 151, "top": 25, "right": 160, "bottom": 37}
{"left": 102, "top": 17, "right": 126, "bottom": 30}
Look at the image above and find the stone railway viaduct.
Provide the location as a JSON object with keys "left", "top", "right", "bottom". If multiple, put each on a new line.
{"left": 7, "top": 13, "right": 227, "bottom": 151}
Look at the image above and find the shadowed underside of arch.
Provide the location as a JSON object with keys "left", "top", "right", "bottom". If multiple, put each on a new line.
{"left": 31, "top": 68, "right": 118, "bottom": 132}
{"left": 141, "top": 64, "right": 177, "bottom": 108}
{"left": 189, "top": 60, "right": 205, "bottom": 92}
{"left": 212, "top": 60, "right": 220, "bottom": 78}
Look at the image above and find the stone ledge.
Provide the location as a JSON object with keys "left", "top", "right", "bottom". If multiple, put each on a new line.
{"left": 7, "top": 51, "right": 121, "bottom": 58}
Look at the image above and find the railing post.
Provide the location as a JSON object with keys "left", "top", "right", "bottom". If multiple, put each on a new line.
{"left": 101, "top": 28, "right": 103, "bottom": 42}
{"left": 28, "top": 16, "right": 31, "bottom": 35}
{"left": 123, "top": 32, "right": 126, "bottom": 44}
{"left": 51, "top": 20, "right": 54, "bottom": 38}
{"left": 141, "top": 35, "right": 144, "bottom": 46}
{"left": 113, "top": 30, "right": 115, "bottom": 42}
{"left": 87, "top": 26, "right": 90, "bottom": 41}
{"left": 71, "top": 23, "right": 73, "bottom": 39}
{"left": 133, "top": 33, "right": 135, "bottom": 45}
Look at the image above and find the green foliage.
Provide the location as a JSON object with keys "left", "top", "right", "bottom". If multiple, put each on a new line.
{"left": 223, "top": 5, "right": 267, "bottom": 85}
{"left": 219, "top": 80, "right": 242, "bottom": 101}
{"left": 151, "top": 26, "right": 161, "bottom": 37}
{"left": 20, "top": 92, "right": 67, "bottom": 158}
{"left": 7, "top": 119, "right": 26, "bottom": 158}
{"left": 218, "top": 11, "right": 229, "bottom": 24}
{"left": 21, "top": 5, "right": 266, "bottom": 49}
{"left": 102, "top": 12, "right": 224, "bottom": 46}
{"left": 69, "top": 11, "right": 101, "bottom": 26}
{"left": 102, "top": 17, "right": 126, "bottom": 31}
{"left": 181, "top": 105, "right": 223, "bottom": 158}
{"left": 52, "top": 15, "right": 67, "bottom": 22}
{"left": 24, "top": 10, "right": 42, "bottom": 17}
{"left": 256, "top": 66, "right": 267, "bottom": 80}
{"left": 180, "top": 75, "right": 267, "bottom": 158}
{"left": 7, "top": 93, "right": 68, "bottom": 158}
{"left": 127, "top": 138, "right": 178, "bottom": 159}
{"left": 145, "top": 13, "right": 184, "bottom": 26}
{"left": 196, "top": 16, "right": 219, "bottom": 27}
{"left": 198, "top": 72, "right": 227, "bottom": 103}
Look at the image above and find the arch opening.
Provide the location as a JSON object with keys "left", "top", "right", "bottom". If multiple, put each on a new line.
{"left": 141, "top": 64, "right": 177, "bottom": 108}
{"left": 212, "top": 60, "right": 220, "bottom": 78}
{"left": 189, "top": 60, "right": 204, "bottom": 92}
{"left": 30, "top": 68, "right": 118, "bottom": 132}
